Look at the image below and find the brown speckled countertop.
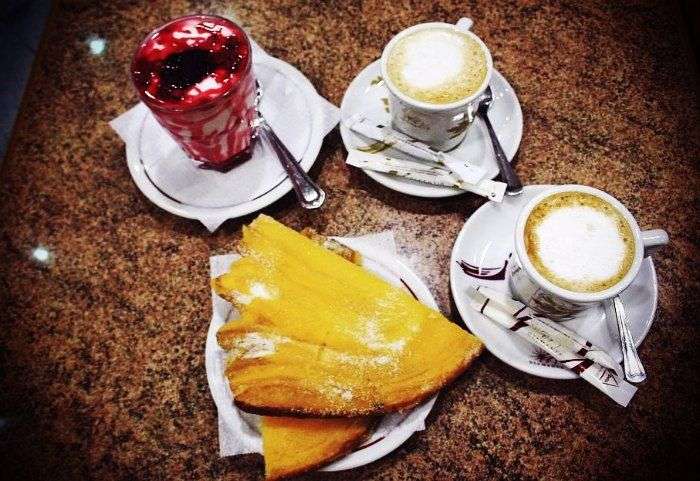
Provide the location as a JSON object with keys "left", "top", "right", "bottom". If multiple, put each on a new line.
{"left": 1, "top": 1, "right": 699, "bottom": 480}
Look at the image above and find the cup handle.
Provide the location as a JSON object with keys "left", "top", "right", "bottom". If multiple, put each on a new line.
{"left": 641, "top": 229, "right": 669, "bottom": 257}
{"left": 456, "top": 17, "right": 473, "bottom": 32}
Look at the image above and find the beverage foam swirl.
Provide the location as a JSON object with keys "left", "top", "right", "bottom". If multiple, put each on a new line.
{"left": 524, "top": 192, "right": 636, "bottom": 293}
{"left": 386, "top": 27, "right": 487, "bottom": 104}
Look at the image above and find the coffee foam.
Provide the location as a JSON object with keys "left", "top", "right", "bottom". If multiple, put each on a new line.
{"left": 524, "top": 192, "right": 636, "bottom": 293}
{"left": 386, "top": 27, "right": 487, "bottom": 104}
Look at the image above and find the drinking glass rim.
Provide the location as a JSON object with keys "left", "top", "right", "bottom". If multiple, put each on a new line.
{"left": 379, "top": 21, "right": 493, "bottom": 111}
{"left": 130, "top": 14, "right": 252, "bottom": 114}
{"left": 513, "top": 184, "right": 645, "bottom": 303}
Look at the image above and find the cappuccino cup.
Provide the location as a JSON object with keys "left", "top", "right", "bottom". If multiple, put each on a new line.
{"left": 380, "top": 18, "right": 493, "bottom": 151}
{"left": 509, "top": 185, "right": 669, "bottom": 320}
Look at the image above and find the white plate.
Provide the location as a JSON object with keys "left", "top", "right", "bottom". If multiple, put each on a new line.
{"left": 339, "top": 60, "right": 523, "bottom": 198}
{"left": 205, "top": 243, "right": 439, "bottom": 472}
{"left": 126, "top": 54, "right": 326, "bottom": 228}
{"left": 449, "top": 185, "right": 658, "bottom": 380}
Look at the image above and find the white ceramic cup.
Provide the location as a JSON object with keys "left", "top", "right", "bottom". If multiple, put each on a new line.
{"left": 509, "top": 185, "right": 669, "bottom": 320}
{"left": 380, "top": 18, "right": 493, "bottom": 151}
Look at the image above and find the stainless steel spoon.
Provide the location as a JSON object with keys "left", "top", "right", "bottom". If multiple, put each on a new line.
{"left": 252, "top": 82, "right": 325, "bottom": 209}
{"left": 476, "top": 86, "right": 523, "bottom": 195}
{"left": 607, "top": 294, "right": 647, "bottom": 383}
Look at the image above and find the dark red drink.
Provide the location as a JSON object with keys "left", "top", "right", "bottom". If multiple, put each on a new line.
{"left": 131, "top": 15, "right": 256, "bottom": 170}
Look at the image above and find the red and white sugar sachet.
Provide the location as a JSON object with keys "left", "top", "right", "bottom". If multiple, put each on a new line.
{"left": 466, "top": 285, "right": 637, "bottom": 406}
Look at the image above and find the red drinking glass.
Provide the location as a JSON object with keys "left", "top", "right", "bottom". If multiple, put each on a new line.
{"left": 131, "top": 15, "right": 256, "bottom": 170}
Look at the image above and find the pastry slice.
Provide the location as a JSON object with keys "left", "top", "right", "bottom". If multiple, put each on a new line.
{"left": 244, "top": 232, "right": 371, "bottom": 480}
{"left": 214, "top": 214, "right": 483, "bottom": 417}
{"left": 261, "top": 416, "right": 372, "bottom": 480}
{"left": 235, "top": 230, "right": 371, "bottom": 479}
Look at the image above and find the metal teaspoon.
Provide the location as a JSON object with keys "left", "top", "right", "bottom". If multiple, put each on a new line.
{"left": 476, "top": 86, "right": 523, "bottom": 196}
{"left": 252, "top": 82, "right": 326, "bottom": 209}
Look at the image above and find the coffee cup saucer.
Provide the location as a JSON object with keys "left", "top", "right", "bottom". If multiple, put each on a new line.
{"left": 449, "top": 185, "right": 658, "bottom": 380}
{"left": 339, "top": 59, "right": 523, "bottom": 198}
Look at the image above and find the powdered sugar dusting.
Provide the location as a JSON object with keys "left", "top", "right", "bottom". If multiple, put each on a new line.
{"left": 359, "top": 319, "right": 407, "bottom": 352}
{"left": 334, "top": 351, "right": 394, "bottom": 367}
{"left": 320, "top": 381, "right": 354, "bottom": 402}
{"left": 229, "top": 332, "right": 288, "bottom": 360}
{"left": 233, "top": 282, "right": 276, "bottom": 305}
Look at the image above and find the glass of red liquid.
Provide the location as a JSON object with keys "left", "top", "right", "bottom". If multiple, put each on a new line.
{"left": 131, "top": 15, "right": 256, "bottom": 171}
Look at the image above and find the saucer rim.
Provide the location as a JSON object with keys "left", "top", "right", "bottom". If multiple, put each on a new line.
{"left": 339, "top": 59, "right": 523, "bottom": 198}
{"left": 449, "top": 184, "right": 658, "bottom": 380}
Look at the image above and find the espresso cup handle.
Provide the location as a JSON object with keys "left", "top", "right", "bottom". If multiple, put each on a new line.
{"left": 641, "top": 229, "right": 669, "bottom": 257}
{"left": 456, "top": 17, "right": 473, "bottom": 32}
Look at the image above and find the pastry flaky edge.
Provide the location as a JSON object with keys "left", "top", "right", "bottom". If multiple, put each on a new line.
{"left": 232, "top": 348, "right": 483, "bottom": 417}
{"left": 213, "top": 222, "right": 484, "bottom": 418}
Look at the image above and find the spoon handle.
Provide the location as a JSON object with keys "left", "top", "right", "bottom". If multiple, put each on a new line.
{"left": 480, "top": 111, "right": 523, "bottom": 195}
{"left": 258, "top": 121, "right": 325, "bottom": 209}
{"left": 612, "top": 295, "right": 647, "bottom": 383}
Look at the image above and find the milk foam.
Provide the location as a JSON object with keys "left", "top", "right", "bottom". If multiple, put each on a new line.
{"left": 524, "top": 191, "right": 636, "bottom": 293}
{"left": 535, "top": 206, "right": 626, "bottom": 283}
{"left": 386, "top": 27, "right": 487, "bottom": 104}
{"left": 398, "top": 31, "right": 466, "bottom": 89}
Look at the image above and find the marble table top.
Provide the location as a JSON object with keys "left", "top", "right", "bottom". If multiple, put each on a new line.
{"left": 0, "top": 1, "right": 698, "bottom": 480}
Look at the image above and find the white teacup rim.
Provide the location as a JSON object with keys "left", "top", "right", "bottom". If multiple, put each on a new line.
{"left": 379, "top": 21, "right": 494, "bottom": 112}
{"left": 513, "top": 184, "right": 645, "bottom": 303}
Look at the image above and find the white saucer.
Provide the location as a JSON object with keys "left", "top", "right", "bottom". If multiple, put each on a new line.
{"left": 205, "top": 243, "right": 438, "bottom": 471}
{"left": 339, "top": 60, "right": 523, "bottom": 198}
{"left": 125, "top": 54, "right": 330, "bottom": 231}
{"left": 449, "top": 185, "right": 658, "bottom": 380}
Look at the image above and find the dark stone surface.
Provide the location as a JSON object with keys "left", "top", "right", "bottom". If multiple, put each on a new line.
{"left": 0, "top": 1, "right": 698, "bottom": 480}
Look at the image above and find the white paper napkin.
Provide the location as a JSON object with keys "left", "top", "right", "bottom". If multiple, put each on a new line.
{"left": 209, "top": 252, "right": 261, "bottom": 454}
{"left": 110, "top": 39, "right": 339, "bottom": 232}
{"left": 208, "top": 231, "right": 429, "bottom": 458}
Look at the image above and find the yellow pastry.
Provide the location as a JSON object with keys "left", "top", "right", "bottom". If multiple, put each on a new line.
{"left": 261, "top": 416, "right": 372, "bottom": 480}
{"left": 258, "top": 231, "right": 371, "bottom": 479}
{"left": 214, "top": 214, "right": 483, "bottom": 417}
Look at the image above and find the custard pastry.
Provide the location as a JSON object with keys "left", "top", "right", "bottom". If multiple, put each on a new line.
{"left": 214, "top": 215, "right": 483, "bottom": 417}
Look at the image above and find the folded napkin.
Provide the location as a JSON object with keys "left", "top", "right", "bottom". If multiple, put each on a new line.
{"left": 110, "top": 38, "right": 339, "bottom": 232}
{"left": 208, "top": 231, "right": 429, "bottom": 458}
{"left": 467, "top": 285, "right": 637, "bottom": 407}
